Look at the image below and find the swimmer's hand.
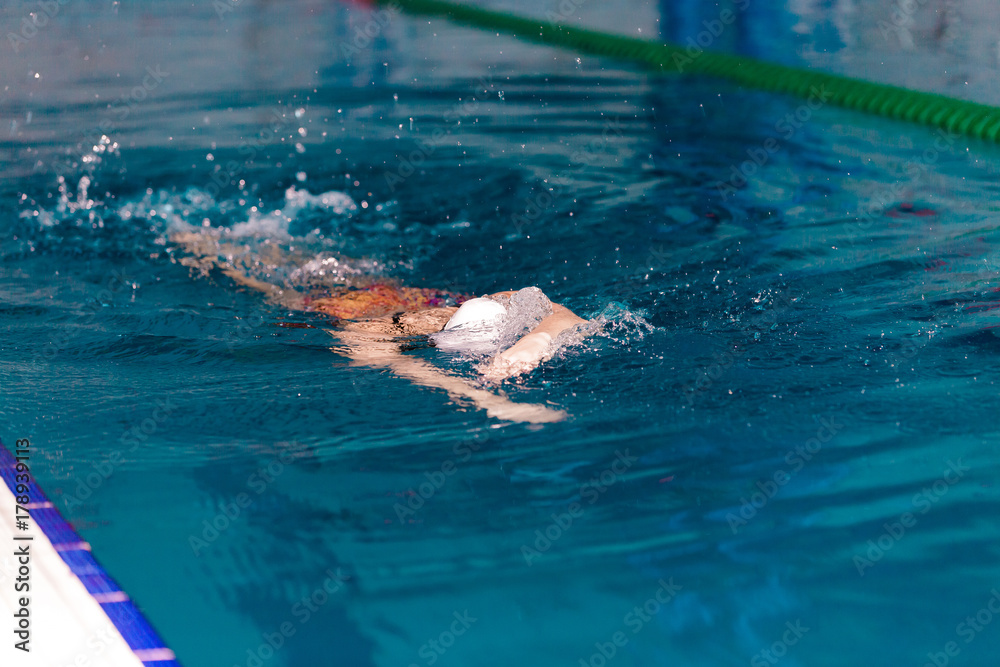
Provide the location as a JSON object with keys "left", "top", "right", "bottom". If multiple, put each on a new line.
{"left": 484, "top": 397, "right": 566, "bottom": 423}
{"left": 483, "top": 301, "right": 587, "bottom": 382}
{"left": 483, "top": 331, "right": 552, "bottom": 382}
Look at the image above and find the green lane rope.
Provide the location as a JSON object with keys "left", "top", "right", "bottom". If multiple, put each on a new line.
{"left": 374, "top": 0, "right": 1000, "bottom": 143}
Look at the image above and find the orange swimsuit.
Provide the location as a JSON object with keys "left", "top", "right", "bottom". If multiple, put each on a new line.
{"left": 303, "top": 283, "right": 469, "bottom": 320}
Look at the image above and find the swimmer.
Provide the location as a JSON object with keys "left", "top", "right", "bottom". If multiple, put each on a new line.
{"left": 170, "top": 230, "right": 589, "bottom": 423}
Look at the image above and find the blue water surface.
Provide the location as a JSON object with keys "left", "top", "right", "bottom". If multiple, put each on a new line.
{"left": 2, "top": 1, "right": 1000, "bottom": 666}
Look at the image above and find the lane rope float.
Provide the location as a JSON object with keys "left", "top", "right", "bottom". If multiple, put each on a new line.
{"left": 374, "top": 0, "right": 1000, "bottom": 143}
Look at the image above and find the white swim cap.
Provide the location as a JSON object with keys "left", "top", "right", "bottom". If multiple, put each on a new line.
{"left": 432, "top": 297, "right": 507, "bottom": 352}
{"left": 443, "top": 297, "right": 507, "bottom": 330}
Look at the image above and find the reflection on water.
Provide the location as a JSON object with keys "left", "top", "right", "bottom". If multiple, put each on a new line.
{"left": 3, "top": 1, "right": 1000, "bottom": 666}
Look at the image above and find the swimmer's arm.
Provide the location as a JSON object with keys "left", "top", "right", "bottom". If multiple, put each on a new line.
{"left": 169, "top": 231, "right": 304, "bottom": 309}
{"left": 332, "top": 328, "right": 566, "bottom": 424}
{"left": 485, "top": 302, "right": 587, "bottom": 382}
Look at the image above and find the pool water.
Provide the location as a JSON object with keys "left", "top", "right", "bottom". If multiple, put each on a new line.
{"left": 3, "top": 0, "right": 1000, "bottom": 665}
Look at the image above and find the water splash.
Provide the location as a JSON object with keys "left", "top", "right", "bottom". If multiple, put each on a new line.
{"left": 592, "top": 301, "right": 656, "bottom": 341}
{"left": 431, "top": 290, "right": 654, "bottom": 369}
{"left": 430, "top": 288, "right": 556, "bottom": 357}
{"left": 222, "top": 187, "right": 357, "bottom": 239}
{"left": 494, "top": 287, "right": 554, "bottom": 351}
{"left": 13, "top": 178, "right": 387, "bottom": 287}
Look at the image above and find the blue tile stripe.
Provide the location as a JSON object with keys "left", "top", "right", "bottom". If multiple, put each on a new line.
{"left": 0, "top": 440, "right": 181, "bottom": 667}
